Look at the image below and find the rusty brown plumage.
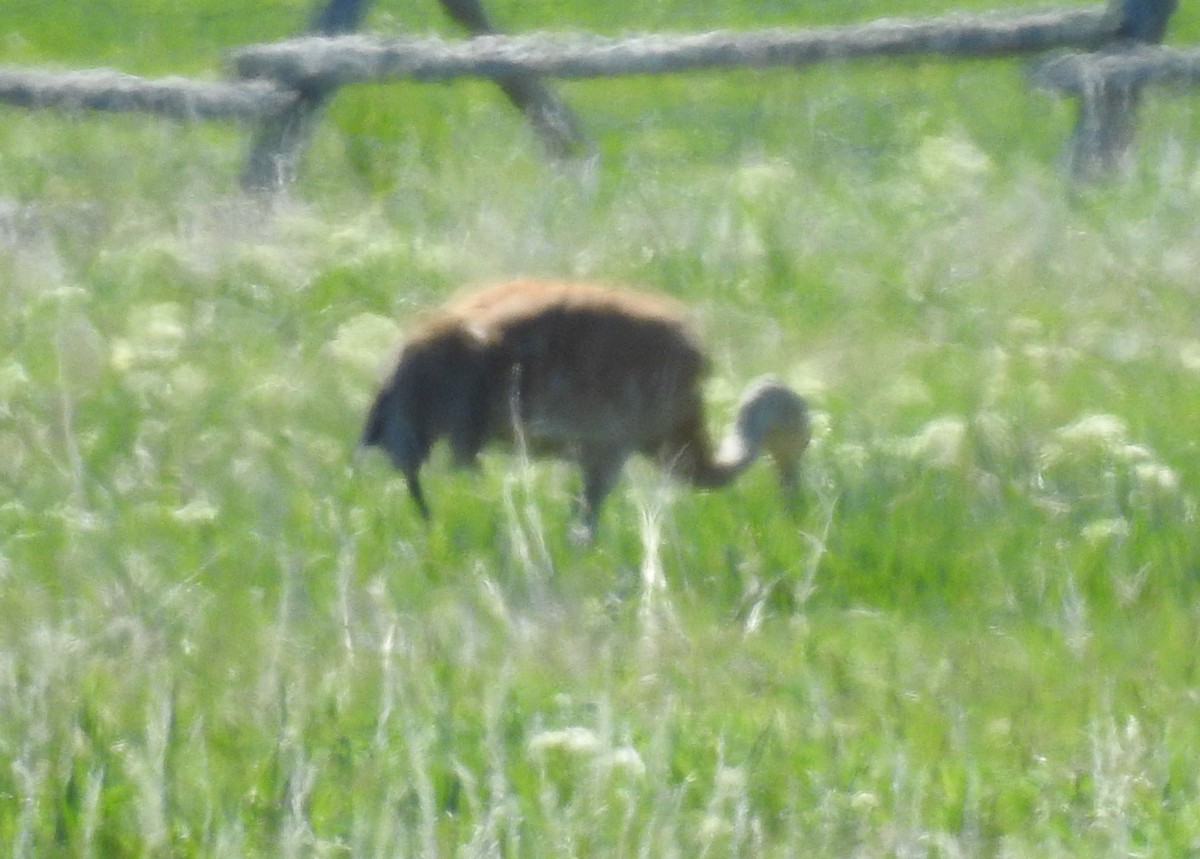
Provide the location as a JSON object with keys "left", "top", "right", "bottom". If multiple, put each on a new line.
{"left": 360, "top": 279, "right": 811, "bottom": 540}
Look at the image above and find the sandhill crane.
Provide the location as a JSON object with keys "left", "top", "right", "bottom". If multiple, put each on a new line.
{"left": 360, "top": 278, "right": 811, "bottom": 541}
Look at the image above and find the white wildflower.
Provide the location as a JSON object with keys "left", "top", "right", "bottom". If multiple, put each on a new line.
{"left": 1179, "top": 340, "right": 1200, "bottom": 374}
{"left": 1022, "top": 343, "right": 1080, "bottom": 372}
{"left": 974, "top": 411, "right": 1016, "bottom": 459}
{"left": 602, "top": 746, "right": 646, "bottom": 779}
{"left": 916, "top": 134, "right": 993, "bottom": 188}
{"left": 325, "top": 312, "right": 402, "bottom": 378}
{"left": 1055, "top": 414, "right": 1127, "bottom": 447}
{"left": 834, "top": 442, "right": 870, "bottom": 475}
{"left": 0, "top": 361, "right": 30, "bottom": 399}
{"left": 172, "top": 497, "right": 219, "bottom": 525}
{"left": 901, "top": 415, "right": 967, "bottom": 469}
{"left": 1006, "top": 317, "right": 1043, "bottom": 340}
{"left": 248, "top": 372, "right": 304, "bottom": 411}
{"left": 167, "top": 364, "right": 209, "bottom": 404}
{"left": 1115, "top": 443, "right": 1153, "bottom": 463}
{"left": 526, "top": 726, "right": 601, "bottom": 756}
{"left": 734, "top": 157, "right": 797, "bottom": 206}
{"left": 1082, "top": 518, "right": 1130, "bottom": 547}
{"left": 805, "top": 409, "right": 832, "bottom": 447}
{"left": 111, "top": 302, "right": 187, "bottom": 371}
{"left": 713, "top": 765, "right": 747, "bottom": 797}
{"left": 851, "top": 791, "right": 881, "bottom": 811}
{"left": 884, "top": 375, "right": 933, "bottom": 410}
{"left": 1043, "top": 414, "right": 1129, "bottom": 466}
{"left": 1134, "top": 462, "right": 1180, "bottom": 494}
{"left": 699, "top": 816, "right": 734, "bottom": 842}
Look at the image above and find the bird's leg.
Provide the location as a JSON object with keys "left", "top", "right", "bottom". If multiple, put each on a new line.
{"left": 450, "top": 442, "right": 482, "bottom": 472}
{"left": 571, "top": 443, "right": 629, "bottom": 544}
{"left": 404, "top": 468, "right": 431, "bottom": 521}
{"left": 776, "top": 458, "right": 801, "bottom": 511}
{"left": 449, "top": 375, "right": 492, "bottom": 470}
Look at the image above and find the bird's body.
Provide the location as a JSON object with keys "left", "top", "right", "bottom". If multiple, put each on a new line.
{"left": 446, "top": 279, "right": 707, "bottom": 449}
{"left": 361, "top": 278, "right": 810, "bottom": 539}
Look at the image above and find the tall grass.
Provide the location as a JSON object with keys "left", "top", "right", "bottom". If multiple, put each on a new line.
{"left": 3, "top": 0, "right": 1200, "bottom": 855}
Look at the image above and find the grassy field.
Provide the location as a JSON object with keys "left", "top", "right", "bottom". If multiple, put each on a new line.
{"left": 3, "top": 1, "right": 1200, "bottom": 855}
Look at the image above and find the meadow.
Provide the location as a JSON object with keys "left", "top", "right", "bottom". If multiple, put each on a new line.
{"left": 2, "top": 0, "right": 1200, "bottom": 855}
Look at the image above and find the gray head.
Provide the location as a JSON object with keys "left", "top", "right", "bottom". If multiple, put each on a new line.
{"left": 735, "top": 376, "right": 811, "bottom": 495}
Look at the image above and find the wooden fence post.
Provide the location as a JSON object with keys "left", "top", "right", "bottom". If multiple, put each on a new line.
{"left": 241, "top": 0, "right": 585, "bottom": 191}
{"left": 240, "top": 0, "right": 374, "bottom": 192}
{"left": 437, "top": 0, "right": 587, "bottom": 158}
{"left": 1067, "top": 0, "right": 1178, "bottom": 177}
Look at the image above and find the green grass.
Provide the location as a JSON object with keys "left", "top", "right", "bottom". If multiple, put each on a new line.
{"left": 3, "top": 1, "right": 1200, "bottom": 855}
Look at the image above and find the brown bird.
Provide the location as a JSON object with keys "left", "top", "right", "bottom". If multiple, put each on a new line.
{"left": 360, "top": 279, "right": 811, "bottom": 540}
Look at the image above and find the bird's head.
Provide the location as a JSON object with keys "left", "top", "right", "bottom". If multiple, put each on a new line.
{"left": 737, "top": 376, "right": 811, "bottom": 496}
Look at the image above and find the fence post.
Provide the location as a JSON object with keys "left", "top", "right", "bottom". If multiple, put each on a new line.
{"left": 240, "top": 0, "right": 375, "bottom": 192}
{"left": 437, "top": 0, "right": 587, "bottom": 158}
{"left": 241, "top": 0, "right": 586, "bottom": 191}
{"left": 1067, "top": 0, "right": 1178, "bottom": 177}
